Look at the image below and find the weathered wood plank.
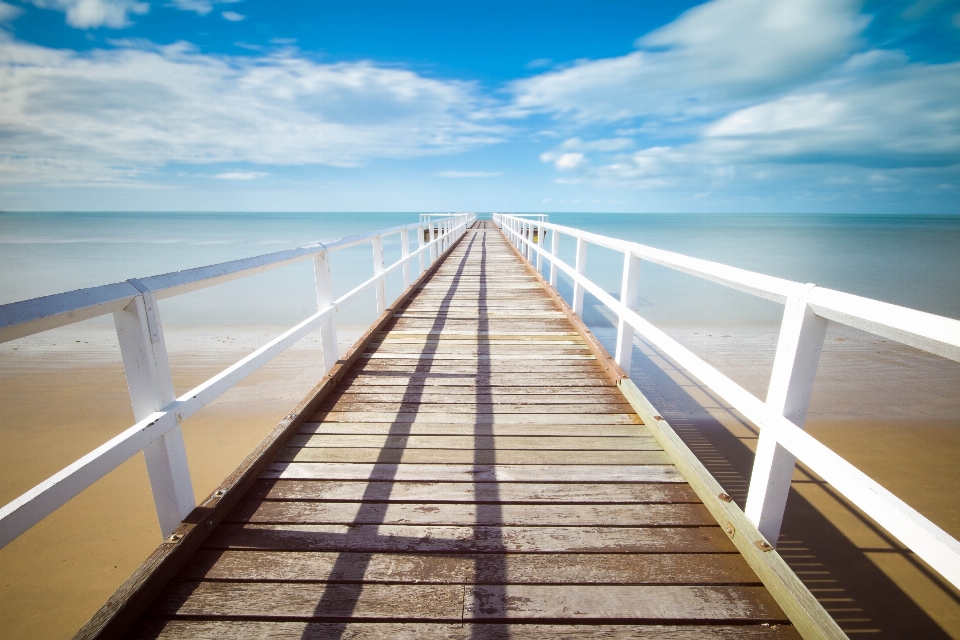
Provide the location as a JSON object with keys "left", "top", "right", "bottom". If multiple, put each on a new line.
{"left": 322, "top": 393, "right": 627, "bottom": 405}
{"left": 204, "top": 524, "right": 737, "bottom": 553}
{"left": 464, "top": 585, "right": 788, "bottom": 622}
{"left": 262, "top": 463, "right": 685, "bottom": 483}
{"left": 274, "top": 448, "right": 671, "bottom": 465}
{"left": 148, "top": 582, "right": 463, "bottom": 619}
{"left": 334, "top": 385, "right": 619, "bottom": 394}
{"left": 340, "top": 375, "right": 615, "bottom": 388}
{"left": 180, "top": 550, "right": 758, "bottom": 584}
{"left": 147, "top": 582, "right": 785, "bottom": 622}
{"left": 309, "top": 411, "right": 642, "bottom": 425}
{"left": 286, "top": 434, "right": 661, "bottom": 451}
{"left": 298, "top": 422, "right": 646, "bottom": 437}
{"left": 132, "top": 620, "right": 801, "bottom": 639}
{"left": 316, "top": 402, "right": 636, "bottom": 414}
{"left": 227, "top": 501, "right": 715, "bottom": 527}
{"left": 245, "top": 480, "right": 700, "bottom": 504}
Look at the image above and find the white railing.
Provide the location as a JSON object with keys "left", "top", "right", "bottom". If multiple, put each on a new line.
{"left": 493, "top": 212, "right": 960, "bottom": 590}
{"left": 0, "top": 214, "right": 475, "bottom": 547}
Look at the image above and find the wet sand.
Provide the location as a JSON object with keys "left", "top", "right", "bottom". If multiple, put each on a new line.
{"left": 1, "top": 321, "right": 959, "bottom": 638}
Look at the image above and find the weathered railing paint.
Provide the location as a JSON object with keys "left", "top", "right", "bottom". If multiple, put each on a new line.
{"left": 494, "top": 212, "right": 960, "bottom": 591}
{"left": 0, "top": 214, "right": 475, "bottom": 548}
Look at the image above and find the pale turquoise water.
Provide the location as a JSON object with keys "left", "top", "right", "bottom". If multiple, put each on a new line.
{"left": 1, "top": 212, "right": 959, "bottom": 330}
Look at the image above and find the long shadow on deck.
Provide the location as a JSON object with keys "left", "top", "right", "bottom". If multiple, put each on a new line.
{"left": 295, "top": 231, "right": 483, "bottom": 638}
{"left": 621, "top": 332, "right": 955, "bottom": 639}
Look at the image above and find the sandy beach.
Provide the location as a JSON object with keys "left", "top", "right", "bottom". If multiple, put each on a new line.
{"left": 1, "top": 320, "right": 958, "bottom": 638}
{"left": 0, "top": 323, "right": 362, "bottom": 639}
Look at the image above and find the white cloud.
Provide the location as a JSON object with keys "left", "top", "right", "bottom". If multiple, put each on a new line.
{"left": 221, "top": 10, "right": 243, "bottom": 21}
{"left": 169, "top": 0, "right": 241, "bottom": 16}
{"left": 0, "top": 1, "right": 23, "bottom": 22}
{"left": 508, "top": 0, "right": 866, "bottom": 123}
{"left": 702, "top": 53, "right": 960, "bottom": 168}
{"left": 435, "top": 170, "right": 503, "bottom": 178}
{"left": 540, "top": 151, "right": 584, "bottom": 171}
{"left": 559, "top": 137, "right": 633, "bottom": 152}
{"left": 171, "top": 0, "right": 212, "bottom": 15}
{"left": 517, "top": 0, "right": 959, "bottom": 198}
{"left": 214, "top": 171, "right": 267, "bottom": 180}
{"left": 0, "top": 36, "right": 505, "bottom": 185}
{"left": 27, "top": 0, "right": 148, "bottom": 29}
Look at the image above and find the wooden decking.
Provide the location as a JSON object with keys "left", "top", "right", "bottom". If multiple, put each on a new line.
{"left": 125, "top": 222, "right": 801, "bottom": 638}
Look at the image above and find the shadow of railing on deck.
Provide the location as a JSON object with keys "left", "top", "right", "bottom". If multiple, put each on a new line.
{"left": 619, "top": 331, "right": 955, "bottom": 639}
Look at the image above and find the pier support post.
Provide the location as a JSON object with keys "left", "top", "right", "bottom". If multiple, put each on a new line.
{"left": 745, "top": 285, "right": 827, "bottom": 545}
{"left": 372, "top": 235, "right": 386, "bottom": 314}
{"left": 615, "top": 251, "right": 641, "bottom": 372}
{"left": 400, "top": 228, "right": 411, "bottom": 289}
{"left": 114, "top": 282, "right": 195, "bottom": 539}
{"left": 572, "top": 237, "right": 587, "bottom": 316}
{"left": 429, "top": 224, "right": 437, "bottom": 265}
{"left": 314, "top": 250, "right": 339, "bottom": 373}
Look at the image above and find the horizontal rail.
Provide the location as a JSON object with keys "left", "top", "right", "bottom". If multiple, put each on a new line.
{"left": 494, "top": 212, "right": 960, "bottom": 593}
{"left": 0, "top": 214, "right": 475, "bottom": 548}
{"left": 0, "top": 220, "right": 433, "bottom": 345}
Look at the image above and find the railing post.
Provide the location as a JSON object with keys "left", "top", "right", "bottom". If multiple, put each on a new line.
{"left": 536, "top": 223, "right": 545, "bottom": 272}
{"left": 572, "top": 236, "right": 587, "bottom": 316}
{"left": 615, "top": 251, "right": 642, "bottom": 372}
{"left": 417, "top": 224, "right": 426, "bottom": 275}
{"left": 429, "top": 223, "right": 437, "bottom": 264}
{"left": 549, "top": 226, "right": 560, "bottom": 287}
{"left": 524, "top": 221, "right": 531, "bottom": 261}
{"left": 372, "top": 235, "right": 386, "bottom": 314}
{"left": 313, "top": 249, "right": 339, "bottom": 373}
{"left": 400, "top": 228, "right": 411, "bottom": 289}
{"left": 745, "top": 285, "right": 828, "bottom": 545}
{"left": 114, "top": 280, "right": 195, "bottom": 538}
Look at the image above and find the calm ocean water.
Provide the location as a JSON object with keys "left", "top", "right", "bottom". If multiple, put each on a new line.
{"left": 2, "top": 212, "right": 959, "bottom": 331}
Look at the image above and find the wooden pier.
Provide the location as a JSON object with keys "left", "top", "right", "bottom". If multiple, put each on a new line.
{"left": 80, "top": 222, "right": 804, "bottom": 638}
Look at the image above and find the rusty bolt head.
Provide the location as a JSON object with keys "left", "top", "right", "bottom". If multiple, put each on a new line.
{"left": 718, "top": 492, "right": 732, "bottom": 503}
{"left": 654, "top": 415, "right": 664, "bottom": 420}
{"left": 754, "top": 540, "right": 774, "bottom": 552}
{"left": 724, "top": 523, "right": 736, "bottom": 539}
{"left": 168, "top": 533, "right": 183, "bottom": 543}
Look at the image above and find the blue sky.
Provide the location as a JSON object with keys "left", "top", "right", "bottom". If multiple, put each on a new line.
{"left": 1, "top": 0, "right": 958, "bottom": 212}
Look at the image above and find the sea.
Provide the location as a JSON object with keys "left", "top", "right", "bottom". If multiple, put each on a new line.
{"left": 2, "top": 211, "right": 959, "bottom": 327}
{"left": 1, "top": 211, "right": 959, "bottom": 424}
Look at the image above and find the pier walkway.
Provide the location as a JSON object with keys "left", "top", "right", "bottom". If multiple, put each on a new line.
{"left": 101, "top": 222, "right": 800, "bottom": 638}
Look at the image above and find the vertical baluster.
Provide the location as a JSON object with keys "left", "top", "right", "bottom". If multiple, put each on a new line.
{"left": 745, "top": 285, "right": 827, "bottom": 545}
{"left": 572, "top": 237, "right": 587, "bottom": 316}
{"left": 401, "top": 228, "right": 411, "bottom": 289}
{"left": 314, "top": 249, "right": 339, "bottom": 373}
{"left": 549, "top": 226, "right": 560, "bottom": 287}
{"left": 372, "top": 235, "right": 386, "bottom": 314}
{"left": 430, "top": 223, "right": 437, "bottom": 264}
{"left": 614, "top": 251, "right": 642, "bottom": 372}
{"left": 114, "top": 280, "right": 195, "bottom": 538}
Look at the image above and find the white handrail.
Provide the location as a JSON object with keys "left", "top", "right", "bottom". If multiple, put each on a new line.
{"left": 0, "top": 214, "right": 476, "bottom": 548}
{"left": 493, "top": 212, "right": 960, "bottom": 591}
